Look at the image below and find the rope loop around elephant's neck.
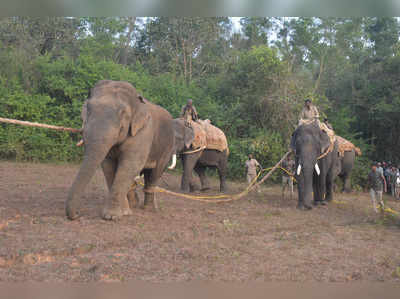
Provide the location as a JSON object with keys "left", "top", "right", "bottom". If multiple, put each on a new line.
{"left": 182, "top": 146, "right": 206, "bottom": 154}
{"left": 317, "top": 139, "right": 334, "bottom": 160}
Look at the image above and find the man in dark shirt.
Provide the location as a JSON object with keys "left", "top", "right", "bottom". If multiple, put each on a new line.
{"left": 368, "top": 163, "right": 387, "bottom": 213}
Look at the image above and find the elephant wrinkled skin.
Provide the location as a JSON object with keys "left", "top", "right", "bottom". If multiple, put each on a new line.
{"left": 291, "top": 122, "right": 339, "bottom": 210}
{"left": 66, "top": 80, "right": 175, "bottom": 220}
{"left": 172, "top": 119, "right": 229, "bottom": 193}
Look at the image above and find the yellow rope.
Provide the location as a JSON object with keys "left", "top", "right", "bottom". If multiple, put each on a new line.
{"left": 132, "top": 151, "right": 295, "bottom": 203}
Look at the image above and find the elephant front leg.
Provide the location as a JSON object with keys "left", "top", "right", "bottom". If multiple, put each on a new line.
{"left": 181, "top": 153, "right": 201, "bottom": 192}
{"left": 103, "top": 151, "right": 148, "bottom": 221}
{"left": 102, "top": 158, "right": 132, "bottom": 217}
{"left": 325, "top": 170, "right": 335, "bottom": 202}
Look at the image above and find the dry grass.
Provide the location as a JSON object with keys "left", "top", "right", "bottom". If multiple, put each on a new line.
{"left": 1, "top": 162, "right": 400, "bottom": 282}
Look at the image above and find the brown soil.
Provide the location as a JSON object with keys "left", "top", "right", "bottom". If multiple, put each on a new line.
{"left": 1, "top": 162, "right": 400, "bottom": 282}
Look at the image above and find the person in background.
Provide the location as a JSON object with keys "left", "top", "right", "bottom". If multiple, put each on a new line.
{"left": 368, "top": 163, "right": 387, "bottom": 213}
{"left": 246, "top": 154, "right": 262, "bottom": 193}
{"left": 180, "top": 99, "right": 198, "bottom": 127}
{"left": 385, "top": 164, "right": 393, "bottom": 194}
{"left": 390, "top": 166, "right": 399, "bottom": 197}
{"left": 281, "top": 156, "right": 295, "bottom": 199}
{"left": 376, "top": 162, "right": 384, "bottom": 176}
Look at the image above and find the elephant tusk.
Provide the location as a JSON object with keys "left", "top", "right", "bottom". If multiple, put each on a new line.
{"left": 315, "top": 163, "right": 320, "bottom": 175}
{"left": 296, "top": 164, "right": 302, "bottom": 175}
{"left": 76, "top": 139, "right": 84, "bottom": 147}
{"left": 135, "top": 174, "right": 143, "bottom": 180}
{"left": 168, "top": 154, "right": 177, "bottom": 169}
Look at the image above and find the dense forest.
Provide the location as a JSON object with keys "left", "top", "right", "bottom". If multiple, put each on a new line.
{"left": 0, "top": 17, "right": 399, "bottom": 187}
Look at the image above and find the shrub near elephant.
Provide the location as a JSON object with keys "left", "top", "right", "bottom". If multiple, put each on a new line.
{"left": 291, "top": 121, "right": 339, "bottom": 210}
{"left": 171, "top": 119, "right": 229, "bottom": 193}
{"left": 66, "top": 80, "right": 175, "bottom": 220}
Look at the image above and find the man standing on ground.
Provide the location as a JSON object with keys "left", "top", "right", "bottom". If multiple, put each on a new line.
{"left": 281, "top": 157, "right": 295, "bottom": 199}
{"left": 246, "top": 154, "right": 261, "bottom": 193}
{"left": 180, "top": 99, "right": 198, "bottom": 127}
{"left": 368, "top": 163, "right": 387, "bottom": 213}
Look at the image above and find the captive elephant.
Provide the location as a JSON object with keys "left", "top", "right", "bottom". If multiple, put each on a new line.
{"left": 171, "top": 119, "right": 229, "bottom": 193}
{"left": 290, "top": 121, "right": 339, "bottom": 210}
{"left": 336, "top": 150, "right": 356, "bottom": 193}
{"left": 66, "top": 80, "right": 175, "bottom": 220}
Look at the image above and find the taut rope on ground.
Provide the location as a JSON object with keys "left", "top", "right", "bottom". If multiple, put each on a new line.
{"left": 136, "top": 151, "right": 293, "bottom": 203}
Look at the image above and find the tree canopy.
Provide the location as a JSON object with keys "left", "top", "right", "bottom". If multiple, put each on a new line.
{"left": 1, "top": 17, "right": 399, "bottom": 187}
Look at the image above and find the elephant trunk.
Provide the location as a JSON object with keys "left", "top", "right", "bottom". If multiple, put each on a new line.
{"left": 66, "top": 131, "right": 116, "bottom": 220}
{"left": 297, "top": 164, "right": 314, "bottom": 208}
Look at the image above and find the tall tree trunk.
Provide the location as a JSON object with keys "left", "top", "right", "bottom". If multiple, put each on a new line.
{"left": 120, "top": 17, "right": 136, "bottom": 66}
{"left": 313, "top": 54, "right": 325, "bottom": 93}
{"left": 182, "top": 38, "right": 187, "bottom": 83}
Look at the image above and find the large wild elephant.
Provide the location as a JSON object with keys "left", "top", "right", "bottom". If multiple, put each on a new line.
{"left": 336, "top": 150, "right": 356, "bottom": 193}
{"left": 290, "top": 122, "right": 339, "bottom": 210}
{"left": 66, "top": 80, "right": 175, "bottom": 220}
{"left": 171, "top": 119, "right": 228, "bottom": 193}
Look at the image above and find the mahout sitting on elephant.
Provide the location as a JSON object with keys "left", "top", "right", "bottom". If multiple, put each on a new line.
{"left": 66, "top": 80, "right": 175, "bottom": 220}
{"left": 291, "top": 120, "right": 339, "bottom": 210}
{"left": 170, "top": 118, "right": 229, "bottom": 193}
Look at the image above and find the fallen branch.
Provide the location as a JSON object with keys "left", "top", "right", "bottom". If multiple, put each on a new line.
{"left": 250, "top": 151, "right": 292, "bottom": 191}
{"left": 0, "top": 117, "right": 82, "bottom": 134}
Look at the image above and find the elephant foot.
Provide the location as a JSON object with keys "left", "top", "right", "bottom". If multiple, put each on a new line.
{"left": 297, "top": 204, "right": 312, "bottom": 211}
{"left": 142, "top": 193, "right": 159, "bottom": 212}
{"left": 122, "top": 207, "right": 133, "bottom": 216}
{"left": 66, "top": 203, "right": 80, "bottom": 221}
{"left": 220, "top": 189, "right": 227, "bottom": 194}
{"left": 142, "top": 203, "right": 158, "bottom": 212}
{"left": 102, "top": 206, "right": 123, "bottom": 221}
{"left": 66, "top": 210, "right": 80, "bottom": 221}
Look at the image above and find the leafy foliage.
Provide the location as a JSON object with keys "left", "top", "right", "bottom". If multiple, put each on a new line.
{"left": 2, "top": 17, "right": 400, "bottom": 188}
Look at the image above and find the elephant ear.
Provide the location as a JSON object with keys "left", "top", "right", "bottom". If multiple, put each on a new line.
{"left": 129, "top": 97, "right": 151, "bottom": 137}
{"left": 184, "top": 126, "right": 195, "bottom": 149}
{"left": 290, "top": 130, "right": 298, "bottom": 154}
{"left": 319, "top": 130, "right": 331, "bottom": 155}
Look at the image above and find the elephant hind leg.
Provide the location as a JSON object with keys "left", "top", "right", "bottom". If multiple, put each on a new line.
{"left": 194, "top": 165, "right": 210, "bottom": 191}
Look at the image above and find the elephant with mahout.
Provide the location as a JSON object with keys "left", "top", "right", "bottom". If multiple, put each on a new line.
{"left": 170, "top": 119, "right": 229, "bottom": 193}
{"left": 290, "top": 121, "right": 339, "bottom": 210}
{"left": 66, "top": 80, "right": 175, "bottom": 221}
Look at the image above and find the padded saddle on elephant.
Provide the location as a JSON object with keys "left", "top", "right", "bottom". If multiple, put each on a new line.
{"left": 336, "top": 135, "right": 362, "bottom": 157}
{"left": 182, "top": 119, "right": 229, "bottom": 153}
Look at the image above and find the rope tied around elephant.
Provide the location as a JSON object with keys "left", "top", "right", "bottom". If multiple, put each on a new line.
{"left": 0, "top": 116, "right": 293, "bottom": 203}
{"left": 134, "top": 151, "right": 293, "bottom": 203}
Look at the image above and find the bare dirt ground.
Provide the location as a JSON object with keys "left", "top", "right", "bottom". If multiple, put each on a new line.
{"left": 1, "top": 161, "right": 400, "bottom": 282}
